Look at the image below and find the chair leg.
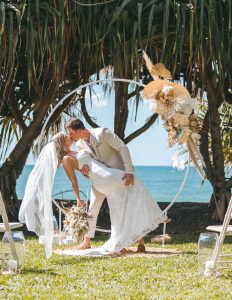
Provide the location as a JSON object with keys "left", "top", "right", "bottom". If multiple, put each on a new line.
{"left": 211, "top": 196, "right": 232, "bottom": 272}
{"left": 0, "top": 192, "right": 18, "bottom": 263}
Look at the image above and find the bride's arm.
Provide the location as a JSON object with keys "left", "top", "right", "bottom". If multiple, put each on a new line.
{"left": 62, "top": 156, "right": 83, "bottom": 207}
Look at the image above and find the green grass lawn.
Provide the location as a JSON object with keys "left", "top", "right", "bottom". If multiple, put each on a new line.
{"left": 0, "top": 233, "right": 231, "bottom": 299}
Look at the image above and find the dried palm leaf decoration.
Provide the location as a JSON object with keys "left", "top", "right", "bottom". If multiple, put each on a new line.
{"left": 142, "top": 51, "right": 205, "bottom": 178}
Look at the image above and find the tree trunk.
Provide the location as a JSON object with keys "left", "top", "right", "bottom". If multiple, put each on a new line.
{"left": 205, "top": 73, "right": 231, "bottom": 221}
{"left": 200, "top": 110, "right": 214, "bottom": 185}
{"left": 0, "top": 144, "right": 31, "bottom": 220}
{"left": 114, "top": 81, "right": 129, "bottom": 140}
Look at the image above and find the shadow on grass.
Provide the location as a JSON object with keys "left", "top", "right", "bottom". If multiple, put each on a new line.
{"left": 216, "top": 273, "right": 232, "bottom": 279}
{"left": 22, "top": 268, "right": 59, "bottom": 275}
{"left": 93, "top": 233, "right": 200, "bottom": 245}
{"left": 170, "top": 234, "right": 232, "bottom": 245}
{"left": 181, "top": 251, "right": 197, "bottom": 255}
{"left": 52, "top": 254, "right": 109, "bottom": 265}
{"left": 143, "top": 233, "right": 200, "bottom": 244}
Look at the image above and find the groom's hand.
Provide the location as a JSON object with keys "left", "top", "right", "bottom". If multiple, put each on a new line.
{"left": 122, "top": 173, "right": 134, "bottom": 186}
{"left": 81, "top": 164, "right": 90, "bottom": 177}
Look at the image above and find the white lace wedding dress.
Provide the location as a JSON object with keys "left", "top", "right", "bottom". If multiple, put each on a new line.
{"left": 58, "top": 151, "right": 165, "bottom": 257}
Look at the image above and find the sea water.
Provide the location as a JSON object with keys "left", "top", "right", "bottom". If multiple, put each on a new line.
{"left": 16, "top": 165, "right": 212, "bottom": 202}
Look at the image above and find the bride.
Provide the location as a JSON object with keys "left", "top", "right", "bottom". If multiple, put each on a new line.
{"left": 19, "top": 132, "right": 166, "bottom": 257}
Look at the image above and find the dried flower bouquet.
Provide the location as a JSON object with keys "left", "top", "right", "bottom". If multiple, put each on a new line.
{"left": 63, "top": 205, "right": 92, "bottom": 244}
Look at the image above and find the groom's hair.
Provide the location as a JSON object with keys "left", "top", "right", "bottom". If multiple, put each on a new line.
{"left": 65, "top": 118, "right": 85, "bottom": 131}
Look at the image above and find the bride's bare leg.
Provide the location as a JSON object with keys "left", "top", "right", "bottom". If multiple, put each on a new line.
{"left": 74, "top": 236, "right": 91, "bottom": 249}
{"left": 62, "top": 155, "right": 91, "bottom": 249}
{"left": 62, "top": 156, "right": 83, "bottom": 207}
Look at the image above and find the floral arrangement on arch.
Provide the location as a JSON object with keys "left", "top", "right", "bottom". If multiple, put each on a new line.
{"left": 63, "top": 205, "right": 92, "bottom": 244}
{"left": 142, "top": 52, "right": 205, "bottom": 178}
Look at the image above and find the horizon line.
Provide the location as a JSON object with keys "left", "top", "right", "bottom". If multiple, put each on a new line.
{"left": 23, "top": 164, "right": 191, "bottom": 168}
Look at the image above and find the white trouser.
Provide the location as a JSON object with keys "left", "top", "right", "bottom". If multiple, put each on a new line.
{"left": 86, "top": 186, "right": 106, "bottom": 238}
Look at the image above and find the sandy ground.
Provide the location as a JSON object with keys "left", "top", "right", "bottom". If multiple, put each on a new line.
{"left": 111, "top": 247, "right": 183, "bottom": 258}
{"left": 54, "top": 247, "right": 183, "bottom": 258}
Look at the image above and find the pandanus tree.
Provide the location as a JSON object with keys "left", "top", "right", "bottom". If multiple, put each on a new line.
{"left": 72, "top": 0, "right": 164, "bottom": 140}
{"left": 0, "top": 0, "right": 166, "bottom": 217}
{"left": 220, "top": 103, "right": 232, "bottom": 169}
{"left": 0, "top": 0, "right": 112, "bottom": 216}
{"left": 144, "top": 0, "right": 232, "bottom": 220}
{"left": 181, "top": 0, "right": 232, "bottom": 221}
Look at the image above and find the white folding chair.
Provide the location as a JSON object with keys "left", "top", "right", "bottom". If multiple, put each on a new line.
{"left": 0, "top": 191, "right": 23, "bottom": 266}
{"left": 205, "top": 195, "right": 232, "bottom": 274}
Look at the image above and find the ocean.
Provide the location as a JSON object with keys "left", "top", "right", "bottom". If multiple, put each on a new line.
{"left": 16, "top": 165, "right": 212, "bottom": 203}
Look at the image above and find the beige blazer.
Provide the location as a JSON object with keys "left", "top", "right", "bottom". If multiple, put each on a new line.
{"left": 76, "top": 127, "right": 134, "bottom": 173}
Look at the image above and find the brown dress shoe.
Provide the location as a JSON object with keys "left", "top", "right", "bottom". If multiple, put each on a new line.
{"left": 136, "top": 244, "right": 146, "bottom": 253}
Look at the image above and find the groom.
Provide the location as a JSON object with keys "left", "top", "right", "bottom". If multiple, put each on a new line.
{"left": 65, "top": 118, "right": 145, "bottom": 252}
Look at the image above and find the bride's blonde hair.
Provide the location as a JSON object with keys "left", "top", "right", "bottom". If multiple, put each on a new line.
{"left": 52, "top": 132, "right": 70, "bottom": 164}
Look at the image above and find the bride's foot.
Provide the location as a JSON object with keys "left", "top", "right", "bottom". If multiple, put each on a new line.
{"left": 120, "top": 248, "right": 134, "bottom": 254}
{"left": 72, "top": 242, "right": 91, "bottom": 250}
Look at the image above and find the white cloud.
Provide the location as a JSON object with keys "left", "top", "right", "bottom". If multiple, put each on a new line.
{"left": 85, "top": 88, "right": 110, "bottom": 107}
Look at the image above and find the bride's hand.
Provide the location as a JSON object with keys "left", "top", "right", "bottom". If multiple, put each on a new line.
{"left": 77, "top": 200, "right": 85, "bottom": 207}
